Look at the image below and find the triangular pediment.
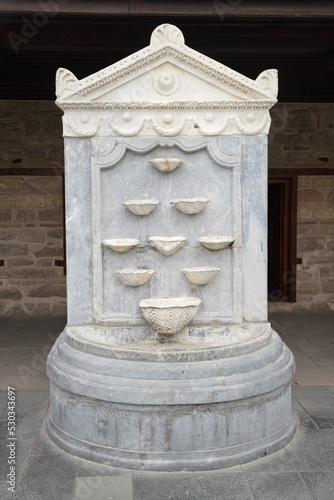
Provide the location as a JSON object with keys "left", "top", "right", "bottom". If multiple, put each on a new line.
{"left": 56, "top": 24, "right": 277, "bottom": 106}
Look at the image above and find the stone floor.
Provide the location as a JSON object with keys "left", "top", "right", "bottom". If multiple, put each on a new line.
{"left": 0, "top": 312, "right": 333, "bottom": 499}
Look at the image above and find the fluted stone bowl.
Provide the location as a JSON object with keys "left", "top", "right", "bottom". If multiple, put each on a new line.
{"left": 139, "top": 297, "right": 201, "bottom": 335}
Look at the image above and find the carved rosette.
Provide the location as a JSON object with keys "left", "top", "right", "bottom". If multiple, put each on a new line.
{"left": 56, "top": 24, "right": 278, "bottom": 137}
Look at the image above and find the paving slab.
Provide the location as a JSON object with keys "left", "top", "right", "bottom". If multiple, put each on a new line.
{"left": 286, "top": 429, "right": 334, "bottom": 472}
{"left": 246, "top": 472, "right": 313, "bottom": 500}
{"left": 15, "top": 449, "right": 78, "bottom": 500}
{"left": 0, "top": 349, "right": 50, "bottom": 390}
{"left": 241, "top": 448, "right": 297, "bottom": 473}
{"left": 74, "top": 475, "right": 133, "bottom": 500}
{"left": 301, "top": 472, "right": 334, "bottom": 500}
{"left": 0, "top": 480, "right": 11, "bottom": 500}
{"left": 15, "top": 391, "right": 49, "bottom": 419}
{"left": 0, "top": 327, "right": 59, "bottom": 350}
{"left": 133, "top": 470, "right": 253, "bottom": 500}
{"left": 307, "top": 338, "right": 334, "bottom": 353}
{"left": 292, "top": 365, "right": 334, "bottom": 386}
{"left": 293, "top": 339, "right": 320, "bottom": 354}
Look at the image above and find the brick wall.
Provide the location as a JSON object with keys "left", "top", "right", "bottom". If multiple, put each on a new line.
{"left": 0, "top": 101, "right": 66, "bottom": 316}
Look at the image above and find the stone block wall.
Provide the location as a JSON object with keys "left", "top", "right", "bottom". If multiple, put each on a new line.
{"left": 296, "top": 176, "right": 334, "bottom": 310}
{"left": 269, "top": 103, "right": 334, "bottom": 310}
{"left": 269, "top": 103, "right": 334, "bottom": 168}
{"left": 0, "top": 176, "right": 66, "bottom": 316}
{"left": 0, "top": 100, "right": 66, "bottom": 316}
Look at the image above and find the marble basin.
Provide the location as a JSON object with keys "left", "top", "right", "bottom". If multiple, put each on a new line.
{"left": 149, "top": 236, "right": 186, "bottom": 256}
{"left": 172, "top": 198, "right": 209, "bottom": 214}
{"left": 183, "top": 266, "right": 220, "bottom": 285}
{"left": 116, "top": 268, "right": 154, "bottom": 286}
{"left": 139, "top": 297, "right": 201, "bottom": 335}
{"left": 198, "top": 236, "right": 235, "bottom": 251}
{"left": 149, "top": 157, "right": 183, "bottom": 173}
{"left": 123, "top": 199, "right": 159, "bottom": 216}
{"left": 103, "top": 238, "right": 139, "bottom": 253}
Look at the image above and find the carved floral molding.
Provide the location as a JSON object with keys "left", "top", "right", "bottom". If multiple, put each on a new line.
{"left": 56, "top": 24, "right": 278, "bottom": 137}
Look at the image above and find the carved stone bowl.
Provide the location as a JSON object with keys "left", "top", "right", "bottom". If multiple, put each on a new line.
{"left": 183, "top": 266, "right": 220, "bottom": 285}
{"left": 116, "top": 269, "right": 154, "bottom": 286}
{"left": 198, "top": 236, "right": 235, "bottom": 251}
{"left": 149, "top": 236, "right": 186, "bottom": 256}
{"left": 123, "top": 199, "right": 159, "bottom": 216}
{"left": 139, "top": 297, "right": 201, "bottom": 335}
{"left": 103, "top": 239, "right": 140, "bottom": 253}
{"left": 172, "top": 198, "right": 209, "bottom": 215}
{"left": 149, "top": 158, "right": 183, "bottom": 173}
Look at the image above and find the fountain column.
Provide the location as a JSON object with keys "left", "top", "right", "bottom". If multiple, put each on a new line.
{"left": 46, "top": 24, "right": 296, "bottom": 470}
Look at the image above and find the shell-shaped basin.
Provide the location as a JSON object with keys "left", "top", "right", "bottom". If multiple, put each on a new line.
{"left": 198, "top": 236, "right": 235, "bottom": 251}
{"left": 149, "top": 157, "right": 183, "bottom": 173}
{"left": 149, "top": 236, "right": 186, "bottom": 256}
{"left": 123, "top": 199, "right": 159, "bottom": 216}
{"left": 116, "top": 268, "right": 154, "bottom": 286}
{"left": 183, "top": 266, "right": 220, "bottom": 285}
{"left": 139, "top": 297, "right": 201, "bottom": 335}
{"left": 103, "top": 238, "right": 139, "bottom": 253}
{"left": 172, "top": 198, "right": 209, "bottom": 215}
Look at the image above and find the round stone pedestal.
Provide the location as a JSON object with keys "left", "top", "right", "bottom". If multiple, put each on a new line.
{"left": 46, "top": 323, "right": 296, "bottom": 471}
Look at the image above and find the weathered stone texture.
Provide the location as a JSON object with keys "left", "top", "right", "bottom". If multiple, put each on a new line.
{"left": 296, "top": 173, "right": 334, "bottom": 310}
{"left": 0, "top": 288, "right": 22, "bottom": 300}
{"left": 0, "top": 243, "right": 28, "bottom": 256}
{"left": 47, "top": 228, "right": 63, "bottom": 239}
{"left": 315, "top": 206, "right": 334, "bottom": 220}
{"left": 297, "top": 237, "right": 325, "bottom": 253}
{"left": 0, "top": 209, "right": 12, "bottom": 221}
{"left": 328, "top": 190, "right": 334, "bottom": 204}
{"left": 34, "top": 247, "right": 63, "bottom": 258}
{"left": 6, "top": 258, "right": 34, "bottom": 267}
{"left": 0, "top": 98, "right": 66, "bottom": 316}
{"left": 270, "top": 104, "right": 334, "bottom": 168}
{"left": 28, "top": 284, "right": 66, "bottom": 298}
{"left": 0, "top": 230, "right": 17, "bottom": 240}
{"left": 0, "top": 269, "right": 60, "bottom": 279}
{"left": 298, "top": 189, "right": 323, "bottom": 202}
{"left": 0, "top": 178, "right": 24, "bottom": 191}
{"left": 0, "top": 193, "right": 62, "bottom": 208}
{"left": 38, "top": 208, "right": 63, "bottom": 222}
{"left": 16, "top": 209, "right": 36, "bottom": 222}
{"left": 297, "top": 206, "right": 313, "bottom": 220}
{"left": 322, "top": 280, "right": 334, "bottom": 293}
{"left": 320, "top": 266, "right": 334, "bottom": 278}
{"left": 18, "top": 229, "right": 44, "bottom": 243}
{"left": 27, "top": 177, "right": 62, "bottom": 192}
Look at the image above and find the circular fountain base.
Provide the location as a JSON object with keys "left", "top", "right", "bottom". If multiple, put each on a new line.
{"left": 46, "top": 323, "right": 296, "bottom": 471}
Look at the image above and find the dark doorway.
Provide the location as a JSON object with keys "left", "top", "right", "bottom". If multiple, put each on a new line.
{"left": 268, "top": 177, "right": 297, "bottom": 302}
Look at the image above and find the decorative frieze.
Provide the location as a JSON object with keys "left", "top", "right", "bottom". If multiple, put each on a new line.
{"left": 56, "top": 24, "right": 277, "bottom": 138}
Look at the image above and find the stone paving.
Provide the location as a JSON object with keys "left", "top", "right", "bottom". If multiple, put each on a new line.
{"left": 0, "top": 312, "right": 334, "bottom": 499}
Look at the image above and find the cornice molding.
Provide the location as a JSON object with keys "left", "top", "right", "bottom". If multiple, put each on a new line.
{"left": 56, "top": 24, "right": 278, "bottom": 137}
